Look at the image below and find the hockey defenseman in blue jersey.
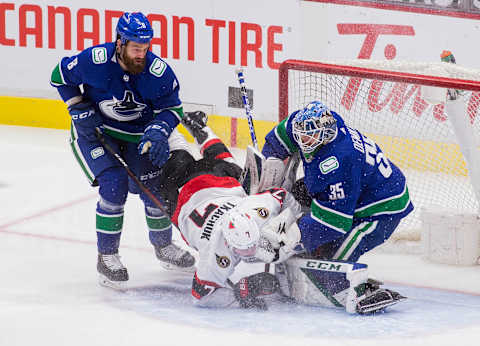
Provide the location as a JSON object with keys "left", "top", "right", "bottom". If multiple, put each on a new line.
{"left": 50, "top": 12, "right": 195, "bottom": 289}
{"left": 262, "top": 101, "right": 414, "bottom": 262}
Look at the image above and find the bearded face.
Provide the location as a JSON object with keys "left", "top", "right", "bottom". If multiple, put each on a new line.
{"left": 116, "top": 40, "right": 149, "bottom": 75}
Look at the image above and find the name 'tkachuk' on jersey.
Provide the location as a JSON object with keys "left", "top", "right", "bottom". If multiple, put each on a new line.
{"left": 172, "top": 174, "right": 288, "bottom": 290}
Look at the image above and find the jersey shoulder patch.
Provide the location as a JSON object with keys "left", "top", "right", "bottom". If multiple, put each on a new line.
{"left": 91, "top": 47, "right": 108, "bottom": 64}
{"left": 149, "top": 58, "right": 167, "bottom": 77}
{"left": 319, "top": 156, "right": 339, "bottom": 174}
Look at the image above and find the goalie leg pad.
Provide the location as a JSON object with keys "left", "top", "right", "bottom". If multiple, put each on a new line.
{"left": 280, "top": 151, "right": 301, "bottom": 192}
{"left": 260, "top": 157, "right": 286, "bottom": 192}
{"left": 239, "top": 146, "right": 287, "bottom": 194}
{"left": 283, "top": 257, "right": 368, "bottom": 313}
{"left": 239, "top": 145, "right": 265, "bottom": 194}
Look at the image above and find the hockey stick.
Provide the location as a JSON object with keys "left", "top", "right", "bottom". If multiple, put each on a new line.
{"left": 236, "top": 68, "right": 259, "bottom": 150}
{"left": 235, "top": 68, "right": 272, "bottom": 273}
{"left": 94, "top": 128, "right": 170, "bottom": 217}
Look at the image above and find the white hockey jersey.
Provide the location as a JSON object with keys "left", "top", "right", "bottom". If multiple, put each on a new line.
{"left": 172, "top": 174, "right": 292, "bottom": 305}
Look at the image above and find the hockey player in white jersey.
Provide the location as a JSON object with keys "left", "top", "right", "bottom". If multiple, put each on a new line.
{"left": 170, "top": 112, "right": 302, "bottom": 309}
{"left": 172, "top": 111, "right": 405, "bottom": 313}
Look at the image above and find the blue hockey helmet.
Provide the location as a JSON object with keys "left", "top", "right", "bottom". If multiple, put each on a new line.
{"left": 292, "top": 101, "right": 337, "bottom": 153}
{"left": 116, "top": 12, "right": 153, "bottom": 44}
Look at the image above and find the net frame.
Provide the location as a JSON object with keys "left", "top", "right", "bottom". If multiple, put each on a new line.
{"left": 278, "top": 59, "right": 480, "bottom": 246}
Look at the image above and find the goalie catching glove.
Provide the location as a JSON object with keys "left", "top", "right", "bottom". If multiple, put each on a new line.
{"left": 233, "top": 272, "right": 280, "bottom": 310}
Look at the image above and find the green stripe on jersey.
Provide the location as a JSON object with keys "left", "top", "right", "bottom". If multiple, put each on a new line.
{"left": 275, "top": 117, "right": 297, "bottom": 154}
{"left": 311, "top": 200, "right": 353, "bottom": 232}
{"left": 50, "top": 63, "right": 65, "bottom": 86}
{"left": 70, "top": 124, "right": 95, "bottom": 184}
{"left": 103, "top": 127, "right": 143, "bottom": 143}
{"left": 155, "top": 105, "right": 184, "bottom": 122}
{"left": 169, "top": 106, "right": 184, "bottom": 122}
{"left": 335, "top": 222, "right": 374, "bottom": 260}
{"left": 354, "top": 186, "right": 411, "bottom": 219}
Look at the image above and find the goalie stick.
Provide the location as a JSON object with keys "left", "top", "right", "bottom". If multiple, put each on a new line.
{"left": 235, "top": 68, "right": 271, "bottom": 273}
{"left": 236, "top": 68, "right": 259, "bottom": 150}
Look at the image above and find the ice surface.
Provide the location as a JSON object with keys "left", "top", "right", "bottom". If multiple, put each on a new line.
{"left": 0, "top": 126, "right": 479, "bottom": 346}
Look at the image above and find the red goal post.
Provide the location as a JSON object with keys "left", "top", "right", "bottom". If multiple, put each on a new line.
{"left": 278, "top": 59, "right": 480, "bottom": 248}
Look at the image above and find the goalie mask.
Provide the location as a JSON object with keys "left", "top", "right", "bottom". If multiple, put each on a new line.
{"left": 292, "top": 101, "right": 338, "bottom": 153}
{"left": 220, "top": 210, "right": 260, "bottom": 258}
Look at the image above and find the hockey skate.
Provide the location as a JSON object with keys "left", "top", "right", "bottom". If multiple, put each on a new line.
{"left": 97, "top": 253, "right": 129, "bottom": 290}
{"left": 182, "top": 111, "right": 209, "bottom": 144}
{"left": 355, "top": 279, "right": 406, "bottom": 314}
{"left": 154, "top": 243, "right": 196, "bottom": 272}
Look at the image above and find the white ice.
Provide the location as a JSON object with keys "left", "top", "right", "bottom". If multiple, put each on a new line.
{"left": 1, "top": 126, "right": 479, "bottom": 346}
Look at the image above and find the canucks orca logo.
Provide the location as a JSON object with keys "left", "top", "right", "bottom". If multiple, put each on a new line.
{"left": 99, "top": 90, "right": 147, "bottom": 121}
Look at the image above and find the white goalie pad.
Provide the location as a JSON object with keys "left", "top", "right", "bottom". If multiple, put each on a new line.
{"left": 239, "top": 145, "right": 285, "bottom": 194}
{"left": 261, "top": 157, "right": 287, "bottom": 191}
{"left": 280, "top": 151, "right": 301, "bottom": 192}
{"left": 280, "top": 257, "right": 368, "bottom": 313}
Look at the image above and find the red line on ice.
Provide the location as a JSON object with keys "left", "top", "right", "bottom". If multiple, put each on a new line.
{"left": 0, "top": 193, "right": 97, "bottom": 230}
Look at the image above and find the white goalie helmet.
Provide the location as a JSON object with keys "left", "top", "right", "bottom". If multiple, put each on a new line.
{"left": 292, "top": 101, "right": 338, "bottom": 153}
{"left": 219, "top": 209, "right": 260, "bottom": 258}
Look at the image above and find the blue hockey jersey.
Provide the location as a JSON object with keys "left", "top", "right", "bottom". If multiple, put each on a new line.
{"left": 262, "top": 111, "right": 413, "bottom": 253}
{"left": 50, "top": 42, "right": 183, "bottom": 142}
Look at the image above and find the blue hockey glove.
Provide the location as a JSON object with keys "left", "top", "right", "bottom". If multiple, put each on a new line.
{"left": 68, "top": 101, "right": 103, "bottom": 141}
{"left": 138, "top": 120, "right": 171, "bottom": 168}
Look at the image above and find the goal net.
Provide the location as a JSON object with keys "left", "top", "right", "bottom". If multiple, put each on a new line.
{"left": 279, "top": 59, "right": 480, "bottom": 252}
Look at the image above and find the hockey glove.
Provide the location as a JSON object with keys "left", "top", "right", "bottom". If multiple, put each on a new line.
{"left": 261, "top": 210, "right": 304, "bottom": 263}
{"left": 253, "top": 236, "right": 277, "bottom": 263}
{"left": 138, "top": 120, "right": 172, "bottom": 168}
{"left": 68, "top": 101, "right": 103, "bottom": 141}
{"left": 233, "top": 272, "right": 280, "bottom": 310}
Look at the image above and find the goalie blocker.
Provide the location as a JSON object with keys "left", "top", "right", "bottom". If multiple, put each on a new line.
{"left": 240, "top": 145, "right": 301, "bottom": 195}
{"left": 276, "top": 257, "right": 406, "bottom": 314}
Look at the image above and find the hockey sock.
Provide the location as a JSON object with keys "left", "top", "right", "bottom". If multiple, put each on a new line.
{"left": 96, "top": 168, "right": 128, "bottom": 254}
{"left": 146, "top": 206, "right": 172, "bottom": 247}
{"left": 96, "top": 197, "right": 124, "bottom": 254}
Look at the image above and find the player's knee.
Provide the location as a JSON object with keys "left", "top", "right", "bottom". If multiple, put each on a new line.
{"left": 212, "top": 161, "right": 242, "bottom": 180}
{"left": 153, "top": 149, "right": 196, "bottom": 190}
{"left": 97, "top": 167, "right": 128, "bottom": 205}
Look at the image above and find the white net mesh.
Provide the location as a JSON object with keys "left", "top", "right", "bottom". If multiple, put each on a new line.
{"left": 281, "top": 60, "right": 480, "bottom": 248}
